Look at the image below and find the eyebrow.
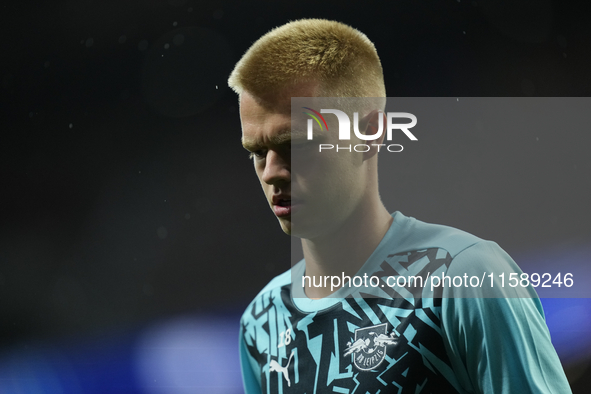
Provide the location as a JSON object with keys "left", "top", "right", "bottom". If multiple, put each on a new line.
{"left": 241, "top": 128, "right": 308, "bottom": 151}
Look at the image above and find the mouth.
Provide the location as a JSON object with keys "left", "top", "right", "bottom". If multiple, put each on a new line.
{"left": 272, "top": 197, "right": 301, "bottom": 217}
{"left": 273, "top": 198, "right": 291, "bottom": 217}
{"left": 276, "top": 198, "right": 291, "bottom": 207}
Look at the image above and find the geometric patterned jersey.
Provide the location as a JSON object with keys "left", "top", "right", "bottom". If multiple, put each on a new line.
{"left": 239, "top": 212, "right": 572, "bottom": 394}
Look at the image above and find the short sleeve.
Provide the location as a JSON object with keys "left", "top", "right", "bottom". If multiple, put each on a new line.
{"left": 440, "top": 241, "right": 572, "bottom": 393}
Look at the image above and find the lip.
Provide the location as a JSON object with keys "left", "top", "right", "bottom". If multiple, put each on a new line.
{"left": 271, "top": 195, "right": 302, "bottom": 217}
{"left": 271, "top": 194, "right": 290, "bottom": 205}
{"left": 273, "top": 204, "right": 291, "bottom": 217}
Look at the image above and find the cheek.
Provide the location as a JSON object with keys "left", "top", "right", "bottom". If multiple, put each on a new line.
{"left": 253, "top": 161, "right": 264, "bottom": 178}
{"left": 254, "top": 168, "right": 267, "bottom": 188}
{"left": 327, "top": 156, "right": 365, "bottom": 199}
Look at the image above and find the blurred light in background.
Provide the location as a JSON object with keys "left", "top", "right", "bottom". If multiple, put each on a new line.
{"left": 542, "top": 298, "right": 591, "bottom": 364}
{"left": 134, "top": 315, "right": 242, "bottom": 394}
{"left": 0, "top": 314, "right": 242, "bottom": 394}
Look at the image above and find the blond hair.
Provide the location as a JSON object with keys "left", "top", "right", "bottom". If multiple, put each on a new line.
{"left": 228, "top": 19, "right": 386, "bottom": 98}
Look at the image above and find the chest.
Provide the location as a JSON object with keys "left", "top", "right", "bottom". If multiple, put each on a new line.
{"left": 244, "top": 292, "right": 461, "bottom": 393}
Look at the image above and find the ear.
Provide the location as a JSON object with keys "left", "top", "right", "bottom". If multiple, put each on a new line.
{"left": 361, "top": 110, "right": 387, "bottom": 161}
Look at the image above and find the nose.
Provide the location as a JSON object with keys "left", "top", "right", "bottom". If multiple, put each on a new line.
{"left": 261, "top": 150, "right": 290, "bottom": 185}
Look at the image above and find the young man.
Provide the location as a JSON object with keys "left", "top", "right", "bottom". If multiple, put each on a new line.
{"left": 229, "top": 19, "right": 571, "bottom": 393}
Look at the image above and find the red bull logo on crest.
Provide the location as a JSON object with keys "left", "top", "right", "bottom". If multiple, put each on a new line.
{"left": 344, "top": 323, "right": 398, "bottom": 371}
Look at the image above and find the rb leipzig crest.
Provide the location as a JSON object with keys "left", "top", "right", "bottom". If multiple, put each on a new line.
{"left": 344, "top": 323, "right": 398, "bottom": 371}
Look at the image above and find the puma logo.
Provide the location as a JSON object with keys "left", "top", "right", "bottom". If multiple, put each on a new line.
{"left": 269, "top": 351, "right": 294, "bottom": 387}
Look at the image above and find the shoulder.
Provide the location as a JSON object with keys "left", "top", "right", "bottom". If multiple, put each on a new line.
{"left": 392, "top": 212, "right": 484, "bottom": 258}
{"left": 393, "top": 212, "right": 520, "bottom": 269}
{"left": 254, "top": 265, "right": 293, "bottom": 299}
{"left": 239, "top": 261, "right": 299, "bottom": 326}
{"left": 391, "top": 213, "right": 533, "bottom": 296}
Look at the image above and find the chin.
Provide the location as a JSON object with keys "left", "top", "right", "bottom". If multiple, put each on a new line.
{"left": 286, "top": 224, "right": 321, "bottom": 240}
{"left": 278, "top": 219, "right": 292, "bottom": 235}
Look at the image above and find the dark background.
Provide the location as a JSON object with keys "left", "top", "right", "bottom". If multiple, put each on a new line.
{"left": 1, "top": 0, "right": 590, "bottom": 392}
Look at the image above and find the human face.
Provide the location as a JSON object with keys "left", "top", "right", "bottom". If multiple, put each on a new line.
{"left": 239, "top": 87, "right": 371, "bottom": 239}
{"left": 240, "top": 90, "right": 294, "bottom": 234}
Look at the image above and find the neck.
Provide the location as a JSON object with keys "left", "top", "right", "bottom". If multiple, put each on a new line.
{"left": 301, "top": 197, "right": 393, "bottom": 299}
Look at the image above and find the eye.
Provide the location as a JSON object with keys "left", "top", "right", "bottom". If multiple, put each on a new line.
{"left": 248, "top": 150, "right": 267, "bottom": 160}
